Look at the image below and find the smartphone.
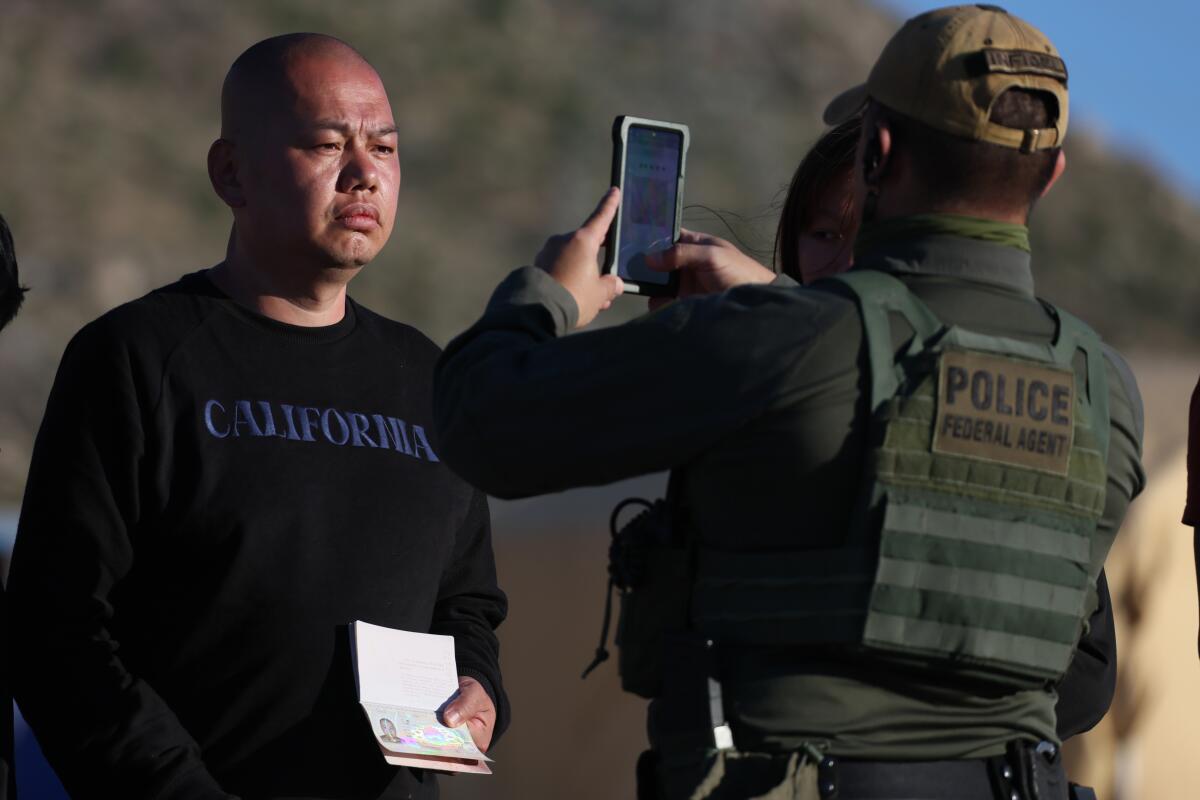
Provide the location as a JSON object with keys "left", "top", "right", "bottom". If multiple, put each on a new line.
{"left": 603, "top": 116, "right": 690, "bottom": 297}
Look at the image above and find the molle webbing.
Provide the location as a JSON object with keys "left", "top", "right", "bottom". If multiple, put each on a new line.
{"left": 692, "top": 546, "right": 874, "bottom": 644}
{"left": 691, "top": 270, "right": 1109, "bottom": 684}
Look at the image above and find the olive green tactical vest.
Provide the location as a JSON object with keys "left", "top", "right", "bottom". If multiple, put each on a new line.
{"left": 692, "top": 270, "right": 1111, "bottom": 685}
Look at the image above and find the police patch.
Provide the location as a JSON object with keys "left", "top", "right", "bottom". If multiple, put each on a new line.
{"left": 932, "top": 350, "right": 1075, "bottom": 475}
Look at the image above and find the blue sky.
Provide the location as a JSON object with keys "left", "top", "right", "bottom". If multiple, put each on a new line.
{"left": 876, "top": 1, "right": 1200, "bottom": 200}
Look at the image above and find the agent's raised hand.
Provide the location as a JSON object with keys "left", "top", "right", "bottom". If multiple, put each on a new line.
{"left": 644, "top": 228, "right": 775, "bottom": 310}
{"left": 535, "top": 187, "right": 624, "bottom": 328}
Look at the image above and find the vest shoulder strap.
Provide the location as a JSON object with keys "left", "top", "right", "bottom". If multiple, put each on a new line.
{"left": 1043, "top": 301, "right": 1111, "bottom": 462}
{"left": 829, "top": 270, "right": 943, "bottom": 411}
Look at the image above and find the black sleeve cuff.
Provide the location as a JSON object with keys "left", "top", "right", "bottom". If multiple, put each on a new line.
{"left": 457, "top": 665, "right": 510, "bottom": 746}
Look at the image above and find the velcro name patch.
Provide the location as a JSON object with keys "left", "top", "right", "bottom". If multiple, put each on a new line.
{"left": 980, "top": 48, "right": 1068, "bottom": 82}
{"left": 932, "top": 350, "right": 1075, "bottom": 475}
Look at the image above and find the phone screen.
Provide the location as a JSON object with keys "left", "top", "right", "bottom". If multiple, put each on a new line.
{"left": 618, "top": 126, "right": 682, "bottom": 285}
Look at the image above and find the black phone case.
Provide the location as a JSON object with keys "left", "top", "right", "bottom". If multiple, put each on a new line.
{"left": 603, "top": 115, "right": 690, "bottom": 298}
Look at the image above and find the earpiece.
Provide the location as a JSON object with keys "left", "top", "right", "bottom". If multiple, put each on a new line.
{"left": 864, "top": 134, "right": 883, "bottom": 185}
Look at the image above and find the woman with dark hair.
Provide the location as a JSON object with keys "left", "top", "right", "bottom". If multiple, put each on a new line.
{"left": 646, "top": 117, "right": 862, "bottom": 294}
{"left": 775, "top": 116, "right": 861, "bottom": 284}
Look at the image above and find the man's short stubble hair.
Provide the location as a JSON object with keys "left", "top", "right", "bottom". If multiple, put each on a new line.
{"left": 876, "top": 89, "right": 1061, "bottom": 216}
{"left": 220, "top": 33, "right": 374, "bottom": 141}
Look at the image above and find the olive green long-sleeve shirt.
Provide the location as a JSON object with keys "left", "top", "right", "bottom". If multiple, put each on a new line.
{"left": 434, "top": 232, "right": 1145, "bottom": 759}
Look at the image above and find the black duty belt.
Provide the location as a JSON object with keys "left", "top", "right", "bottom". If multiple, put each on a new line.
{"left": 815, "top": 740, "right": 1069, "bottom": 800}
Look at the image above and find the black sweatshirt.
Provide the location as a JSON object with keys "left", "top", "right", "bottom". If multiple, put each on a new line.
{"left": 8, "top": 271, "right": 508, "bottom": 800}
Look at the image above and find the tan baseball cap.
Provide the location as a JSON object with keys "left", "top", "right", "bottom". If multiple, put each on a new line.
{"left": 824, "top": 4, "right": 1068, "bottom": 152}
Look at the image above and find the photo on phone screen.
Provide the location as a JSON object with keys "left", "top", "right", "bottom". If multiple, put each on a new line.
{"left": 604, "top": 117, "right": 689, "bottom": 296}
{"left": 619, "top": 125, "right": 686, "bottom": 287}
{"left": 618, "top": 126, "right": 682, "bottom": 286}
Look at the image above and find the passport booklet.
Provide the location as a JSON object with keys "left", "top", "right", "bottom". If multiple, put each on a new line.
{"left": 350, "top": 621, "right": 493, "bottom": 775}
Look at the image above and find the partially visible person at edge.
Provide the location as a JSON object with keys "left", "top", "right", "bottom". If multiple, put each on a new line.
{"left": 434, "top": 6, "right": 1144, "bottom": 800}
{"left": 665, "top": 113, "right": 1122, "bottom": 743}
{"left": 1185, "top": 379, "right": 1200, "bottom": 657}
{"left": 0, "top": 215, "right": 29, "bottom": 800}
{"left": 7, "top": 35, "right": 506, "bottom": 800}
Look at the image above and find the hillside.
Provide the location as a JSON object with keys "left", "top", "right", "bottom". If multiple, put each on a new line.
{"left": 0, "top": 0, "right": 1197, "bottom": 495}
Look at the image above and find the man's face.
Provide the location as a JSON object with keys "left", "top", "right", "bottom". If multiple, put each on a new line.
{"left": 238, "top": 54, "right": 400, "bottom": 274}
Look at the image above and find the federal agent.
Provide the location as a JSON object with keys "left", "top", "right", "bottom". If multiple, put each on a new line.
{"left": 651, "top": 112, "right": 1122, "bottom": 749}
{"left": 435, "top": 6, "right": 1144, "bottom": 799}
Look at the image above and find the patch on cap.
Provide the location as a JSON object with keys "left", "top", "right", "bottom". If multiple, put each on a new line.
{"left": 974, "top": 48, "right": 1068, "bottom": 82}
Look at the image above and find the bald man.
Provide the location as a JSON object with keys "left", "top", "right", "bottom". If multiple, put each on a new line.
{"left": 8, "top": 35, "right": 507, "bottom": 800}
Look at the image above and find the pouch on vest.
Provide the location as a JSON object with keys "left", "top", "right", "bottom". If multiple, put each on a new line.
{"left": 599, "top": 497, "right": 692, "bottom": 698}
{"left": 690, "top": 270, "right": 1112, "bottom": 687}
